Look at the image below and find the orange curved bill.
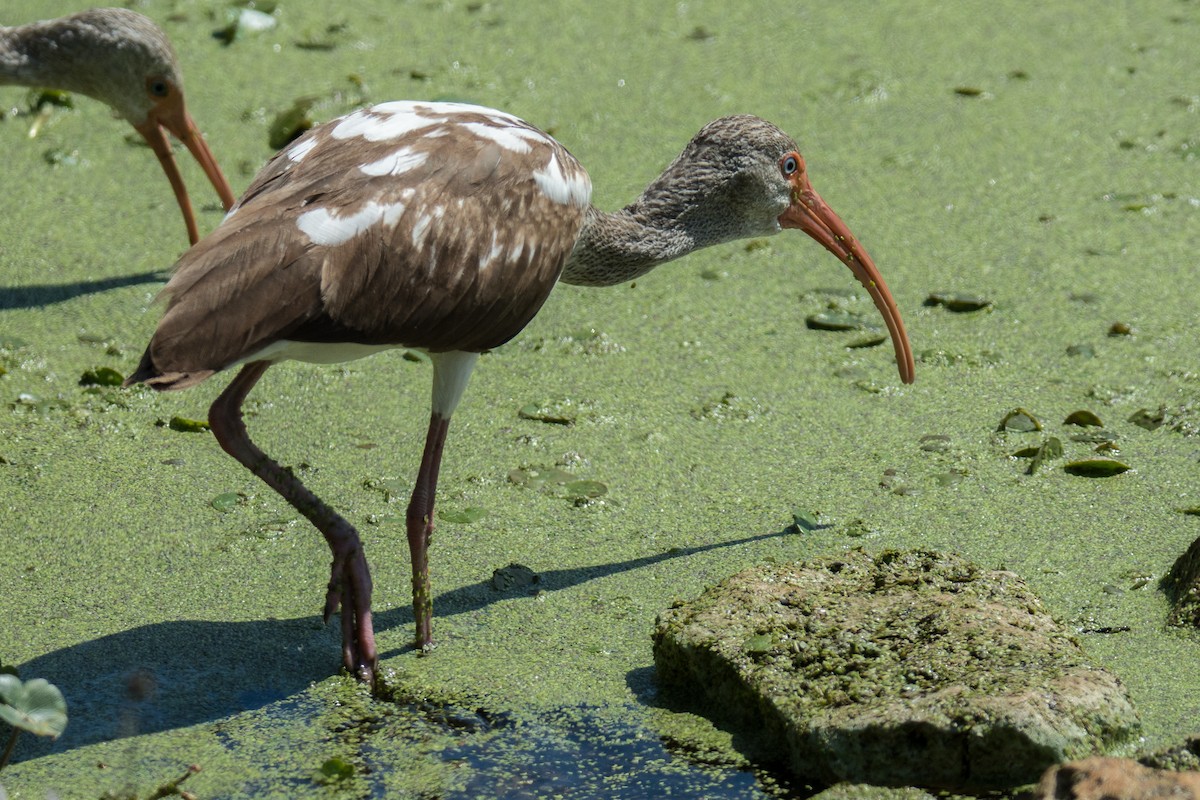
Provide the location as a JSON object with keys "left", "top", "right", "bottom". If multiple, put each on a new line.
{"left": 779, "top": 170, "right": 915, "bottom": 384}
{"left": 134, "top": 94, "right": 235, "bottom": 245}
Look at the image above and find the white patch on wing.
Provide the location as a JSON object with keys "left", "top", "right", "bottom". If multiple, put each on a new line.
{"left": 286, "top": 136, "right": 318, "bottom": 163}
{"left": 297, "top": 201, "right": 406, "bottom": 246}
{"left": 533, "top": 152, "right": 592, "bottom": 207}
{"left": 331, "top": 106, "right": 444, "bottom": 142}
{"left": 460, "top": 122, "right": 542, "bottom": 153}
{"left": 479, "top": 229, "right": 503, "bottom": 270}
{"left": 411, "top": 213, "right": 433, "bottom": 250}
{"left": 359, "top": 146, "right": 429, "bottom": 177}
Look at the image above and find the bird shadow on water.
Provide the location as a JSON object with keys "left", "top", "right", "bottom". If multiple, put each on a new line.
{"left": 0, "top": 270, "right": 165, "bottom": 311}
{"left": 10, "top": 527, "right": 796, "bottom": 766}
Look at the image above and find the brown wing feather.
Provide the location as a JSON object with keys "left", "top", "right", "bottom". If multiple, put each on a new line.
{"left": 128, "top": 103, "right": 589, "bottom": 389}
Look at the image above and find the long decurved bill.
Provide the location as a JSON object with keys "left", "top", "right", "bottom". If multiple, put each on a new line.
{"left": 133, "top": 93, "right": 236, "bottom": 246}
{"left": 779, "top": 162, "right": 915, "bottom": 384}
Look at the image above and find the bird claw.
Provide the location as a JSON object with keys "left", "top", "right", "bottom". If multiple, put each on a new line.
{"left": 323, "top": 546, "right": 377, "bottom": 682}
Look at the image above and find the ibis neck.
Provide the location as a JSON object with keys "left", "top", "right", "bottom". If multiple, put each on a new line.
{"left": 0, "top": 25, "right": 35, "bottom": 86}
{"left": 559, "top": 206, "right": 698, "bottom": 287}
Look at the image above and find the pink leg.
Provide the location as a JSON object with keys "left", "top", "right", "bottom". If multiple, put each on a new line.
{"left": 407, "top": 412, "right": 452, "bottom": 648}
{"left": 208, "top": 362, "right": 377, "bottom": 682}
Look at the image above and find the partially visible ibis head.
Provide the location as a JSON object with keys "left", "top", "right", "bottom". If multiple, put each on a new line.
{"left": 1, "top": 8, "right": 235, "bottom": 242}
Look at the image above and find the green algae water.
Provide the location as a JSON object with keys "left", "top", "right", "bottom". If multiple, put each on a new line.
{"left": 1, "top": 0, "right": 1198, "bottom": 796}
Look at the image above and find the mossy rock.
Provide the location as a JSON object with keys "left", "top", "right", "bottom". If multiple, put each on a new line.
{"left": 652, "top": 549, "right": 1141, "bottom": 792}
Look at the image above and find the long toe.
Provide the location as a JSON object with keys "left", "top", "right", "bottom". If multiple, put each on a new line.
{"left": 338, "top": 551, "right": 377, "bottom": 682}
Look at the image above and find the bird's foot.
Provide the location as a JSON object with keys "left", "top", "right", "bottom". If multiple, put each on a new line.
{"left": 323, "top": 545, "right": 377, "bottom": 683}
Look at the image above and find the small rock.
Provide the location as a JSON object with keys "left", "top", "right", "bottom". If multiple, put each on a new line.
{"left": 1162, "top": 537, "right": 1200, "bottom": 627}
{"left": 490, "top": 563, "right": 539, "bottom": 592}
{"left": 1033, "top": 757, "right": 1200, "bottom": 799}
{"left": 652, "top": 550, "right": 1140, "bottom": 792}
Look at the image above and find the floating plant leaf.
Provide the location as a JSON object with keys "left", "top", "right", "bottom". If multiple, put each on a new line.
{"left": 213, "top": 7, "right": 277, "bottom": 45}
{"left": 25, "top": 88, "right": 73, "bottom": 113}
{"left": 953, "top": 86, "right": 985, "bottom": 97}
{"left": 165, "top": 415, "right": 210, "bottom": 433}
{"left": 317, "top": 756, "right": 354, "bottom": 781}
{"left": 211, "top": 492, "right": 243, "bottom": 513}
{"left": 1066, "top": 344, "right": 1095, "bottom": 358}
{"left": 998, "top": 407, "right": 1042, "bottom": 432}
{"left": 1064, "top": 458, "right": 1130, "bottom": 477}
{"left": 78, "top": 366, "right": 124, "bottom": 387}
{"left": 268, "top": 96, "right": 319, "bottom": 150}
{"left": 362, "top": 477, "right": 407, "bottom": 502}
{"left": 1028, "top": 437, "right": 1063, "bottom": 475}
{"left": 924, "top": 292, "right": 992, "bottom": 312}
{"left": 518, "top": 401, "right": 576, "bottom": 426}
{"left": 1063, "top": 410, "right": 1103, "bottom": 427}
{"left": 847, "top": 334, "right": 887, "bottom": 349}
{"left": 439, "top": 506, "right": 487, "bottom": 524}
{"left": 0, "top": 675, "right": 67, "bottom": 739}
{"left": 564, "top": 480, "right": 607, "bottom": 500}
{"left": 1108, "top": 321, "right": 1134, "bottom": 337}
{"left": 919, "top": 434, "right": 952, "bottom": 453}
{"left": 789, "top": 509, "right": 826, "bottom": 533}
{"left": 1071, "top": 428, "right": 1117, "bottom": 444}
{"left": 805, "top": 311, "right": 870, "bottom": 331}
{"left": 1179, "top": 507, "right": 1200, "bottom": 517}
{"left": 1128, "top": 407, "right": 1166, "bottom": 431}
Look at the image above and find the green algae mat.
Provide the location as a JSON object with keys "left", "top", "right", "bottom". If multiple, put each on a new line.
{"left": 2, "top": 1, "right": 1198, "bottom": 796}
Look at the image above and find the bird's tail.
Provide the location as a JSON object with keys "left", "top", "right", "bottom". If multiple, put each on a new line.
{"left": 123, "top": 348, "right": 214, "bottom": 391}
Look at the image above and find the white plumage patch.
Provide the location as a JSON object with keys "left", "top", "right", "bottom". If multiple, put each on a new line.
{"left": 286, "top": 136, "right": 318, "bottom": 163}
{"left": 297, "top": 201, "right": 406, "bottom": 246}
{"left": 534, "top": 152, "right": 592, "bottom": 208}
{"left": 331, "top": 106, "right": 442, "bottom": 143}
{"left": 460, "top": 121, "right": 544, "bottom": 154}
{"left": 359, "top": 146, "right": 429, "bottom": 177}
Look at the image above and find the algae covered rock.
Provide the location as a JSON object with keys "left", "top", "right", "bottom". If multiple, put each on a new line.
{"left": 1162, "top": 536, "right": 1200, "bottom": 627}
{"left": 652, "top": 549, "right": 1140, "bottom": 792}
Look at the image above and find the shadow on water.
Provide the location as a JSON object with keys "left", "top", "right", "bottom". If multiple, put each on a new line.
{"left": 0, "top": 270, "right": 165, "bottom": 310}
{"left": 10, "top": 528, "right": 796, "bottom": 767}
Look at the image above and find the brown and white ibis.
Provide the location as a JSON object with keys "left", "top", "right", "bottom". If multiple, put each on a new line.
{"left": 124, "top": 101, "right": 915, "bottom": 682}
{"left": 0, "top": 7, "right": 235, "bottom": 244}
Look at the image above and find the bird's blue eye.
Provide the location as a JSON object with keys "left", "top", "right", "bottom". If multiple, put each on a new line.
{"left": 781, "top": 155, "right": 799, "bottom": 175}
